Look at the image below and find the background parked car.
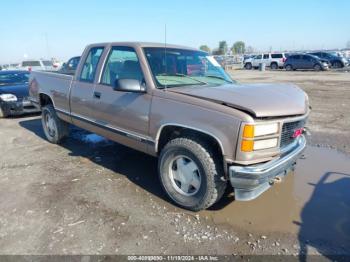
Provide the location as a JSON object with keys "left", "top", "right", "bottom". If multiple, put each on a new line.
{"left": 244, "top": 53, "right": 286, "bottom": 70}
{"left": 284, "top": 54, "right": 329, "bottom": 71}
{"left": 0, "top": 70, "right": 40, "bottom": 117}
{"left": 1, "top": 64, "right": 20, "bottom": 70}
{"left": 20, "top": 59, "right": 54, "bottom": 71}
{"left": 308, "top": 51, "right": 348, "bottom": 68}
{"left": 59, "top": 56, "right": 81, "bottom": 75}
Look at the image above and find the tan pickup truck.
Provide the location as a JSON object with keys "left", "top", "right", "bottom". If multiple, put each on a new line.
{"left": 29, "top": 42, "right": 309, "bottom": 211}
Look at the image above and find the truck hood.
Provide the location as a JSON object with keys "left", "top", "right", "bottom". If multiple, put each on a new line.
{"left": 0, "top": 83, "right": 29, "bottom": 99}
{"left": 168, "top": 83, "right": 308, "bottom": 118}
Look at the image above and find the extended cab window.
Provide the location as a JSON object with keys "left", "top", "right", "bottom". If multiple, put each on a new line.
{"left": 101, "top": 47, "right": 143, "bottom": 86}
{"left": 80, "top": 47, "right": 104, "bottom": 82}
{"left": 263, "top": 54, "right": 269, "bottom": 59}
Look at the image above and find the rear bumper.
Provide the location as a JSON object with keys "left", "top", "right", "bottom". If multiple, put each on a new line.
{"left": 229, "top": 136, "right": 306, "bottom": 201}
{"left": 0, "top": 99, "right": 40, "bottom": 116}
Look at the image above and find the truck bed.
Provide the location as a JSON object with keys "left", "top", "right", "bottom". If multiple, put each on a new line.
{"left": 29, "top": 70, "right": 74, "bottom": 114}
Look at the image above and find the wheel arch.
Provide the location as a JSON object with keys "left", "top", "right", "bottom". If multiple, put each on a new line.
{"left": 39, "top": 93, "right": 54, "bottom": 108}
{"left": 155, "top": 124, "right": 225, "bottom": 157}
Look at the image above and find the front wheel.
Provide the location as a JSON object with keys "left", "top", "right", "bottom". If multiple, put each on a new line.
{"left": 41, "top": 104, "right": 68, "bottom": 144}
{"left": 244, "top": 63, "right": 252, "bottom": 70}
{"left": 285, "top": 64, "right": 293, "bottom": 71}
{"left": 158, "top": 137, "right": 227, "bottom": 211}
{"left": 314, "top": 64, "right": 321, "bottom": 71}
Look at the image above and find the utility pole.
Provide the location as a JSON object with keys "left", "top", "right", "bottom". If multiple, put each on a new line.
{"left": 44, "top": 33, "right": 50, "bottom": 59}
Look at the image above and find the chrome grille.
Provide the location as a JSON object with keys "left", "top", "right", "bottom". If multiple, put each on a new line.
{"left": 281, "top": 120, "right": 305, "bottom": 147}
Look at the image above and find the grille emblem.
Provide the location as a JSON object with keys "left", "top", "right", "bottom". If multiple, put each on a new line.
{"left": 292, "top": 128, "right": 304, "bottom": 138}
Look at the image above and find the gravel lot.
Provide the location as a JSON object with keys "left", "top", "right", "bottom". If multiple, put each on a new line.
{"left": 0, "top": 70, "right": 349, "bottom": 259}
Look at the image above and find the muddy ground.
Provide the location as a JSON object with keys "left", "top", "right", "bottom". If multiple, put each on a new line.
{"left": 0, "top": 70, "right": 349, "bottom": 259}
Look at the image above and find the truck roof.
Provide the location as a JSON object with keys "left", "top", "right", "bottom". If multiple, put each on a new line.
{"left": 86, "top": 42, "right": 200, "bottom": 51}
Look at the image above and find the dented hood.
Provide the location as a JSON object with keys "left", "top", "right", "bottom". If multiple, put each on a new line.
{"left": 168, "top": 83, "right": 308, "bottom": 118}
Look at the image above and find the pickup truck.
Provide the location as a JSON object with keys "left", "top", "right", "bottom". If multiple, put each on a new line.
{"left": 29, "top": 42, "right": 309, "bottom": 211}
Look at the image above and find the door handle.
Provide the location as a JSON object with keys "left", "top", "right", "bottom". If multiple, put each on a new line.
{"left": 94, "top": 91, "right": 101, "bottom": 99}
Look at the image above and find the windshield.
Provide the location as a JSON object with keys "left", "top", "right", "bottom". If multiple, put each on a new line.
{"left": 143, "top": 48, "right": 234, "bottom": 88}
{"left": 0, "top": 72, "right": 29, "bottom": 86}
{"left": 42, "top": 60, "right": 53, "bottom": 66}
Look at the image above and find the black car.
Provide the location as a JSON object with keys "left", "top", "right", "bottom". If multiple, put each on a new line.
{"left": 308, "top": 52, "right": 348, "bottom": 68}
{"left": 0, "top": 70, "right": 40, "bottom": 118}
{"left": 284, "top": 54, "right": 329, "bottom": 71}
{"left": 59, "top": 56, "right": 81, "bottom": 75}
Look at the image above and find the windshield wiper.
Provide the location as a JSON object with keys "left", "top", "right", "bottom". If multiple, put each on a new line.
{"left": 159, "top": 73, "right": 208, "bottom": 85}
{"left": 204, "top": 75, "right": 234, "bottom": 83}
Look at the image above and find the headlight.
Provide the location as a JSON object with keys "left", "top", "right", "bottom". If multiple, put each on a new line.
{"left": 241, "top": 123, "right": 280, "bottom": 152}
{"left": 0, "top": 94, "right": 17, "bottom": 102}
{"left": 243, "top": 123, "right": 279, "bottom": 137}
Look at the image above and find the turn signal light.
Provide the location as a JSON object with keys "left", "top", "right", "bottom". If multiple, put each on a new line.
{"left": 243, "top": 125, "right": 254, "bottom": 138}
{"left": 241, "top": 140, "right": 254, "bottom": 152}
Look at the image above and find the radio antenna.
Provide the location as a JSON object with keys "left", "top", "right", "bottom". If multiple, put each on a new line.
{"left": 164, "top": 24, "right": 167, "bottom": 90}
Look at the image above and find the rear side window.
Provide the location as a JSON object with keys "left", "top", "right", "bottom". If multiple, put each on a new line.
{"left": 290, "top": 55, "right": 300, "bottom": 60}
{"left": 80, "top": 47, "right": 104, "bottom": 82}
{"left": 101, "top": 46, "right": 143, "bottom": 86}
{"left": 271, "top": 54, "right": 283, "bottom": 58}
{"left": 22, "top": 61, "right": 41, "bottom": 67}
{"left": 263, "top": 54, "right": 269, "bottom": 59}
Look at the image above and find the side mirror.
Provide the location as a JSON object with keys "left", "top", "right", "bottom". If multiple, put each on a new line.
{"left": 113, "top": 79, "right": 146, "bottom": 92}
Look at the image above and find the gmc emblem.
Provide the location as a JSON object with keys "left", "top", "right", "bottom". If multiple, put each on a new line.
{"left": 292, "top": 128, "right": 304, "bottom": 138}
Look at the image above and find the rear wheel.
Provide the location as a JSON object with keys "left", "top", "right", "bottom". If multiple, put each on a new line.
{"left": 285, "top": 64, "right": 293, "bottom": 71}
{"left": 41, "top": 104, "right": 68, "bottom": 144}
{"left": 270, "top": 62, "right": 278, "bottom": 70}
{"left": 158, "top": 137, "right": 227, "bottom": 211}
{"left": 314, "top": 64, "right": 321, "bottom": 71}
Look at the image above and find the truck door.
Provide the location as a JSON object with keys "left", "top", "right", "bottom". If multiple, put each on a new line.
{"left": 92, "top": 46, "right": 152, "bottom": 153}
{"left": 252, "top": 54, "right": 262, "bottom": 67}
{"left": 70, "top": 46, "right": 104, "bottom": 127}
{"left": 262, "top": 53, "right": 270, "bottom": 66}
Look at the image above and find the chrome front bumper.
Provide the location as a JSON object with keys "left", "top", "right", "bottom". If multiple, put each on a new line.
{"left": 0, "top": 99, "right": 40, "bottom": 116}
{"left": 229, "top": 136, "right": 306, "bottom": 201}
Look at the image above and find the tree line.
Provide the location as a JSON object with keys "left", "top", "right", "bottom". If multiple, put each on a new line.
{"left": 200, "top": 41, "right": 254, "bottom": 55}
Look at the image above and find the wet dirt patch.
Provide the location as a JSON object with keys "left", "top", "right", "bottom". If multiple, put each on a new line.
{"left": 201, "top": 146, "right": 350, "bottom": 253}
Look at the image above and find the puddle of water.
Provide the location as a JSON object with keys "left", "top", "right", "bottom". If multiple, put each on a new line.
{"left": 81, "top": 133, "right": 108, "bottom": 144}
{"left": 70, "top": 128, "right": 112, "bottom": 146}
{"left": 201, "top": 146, "right": 350, "bottom": 246}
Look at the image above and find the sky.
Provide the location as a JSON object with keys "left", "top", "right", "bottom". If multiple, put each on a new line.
{"left": 0, "top": 0, "right": 349, "bottom": 63}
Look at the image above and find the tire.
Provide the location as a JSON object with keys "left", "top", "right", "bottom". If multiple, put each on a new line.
{"left": 244, "top": 63, "right": 252, "bottom": 70}
{"left": 158, "top": 137, "right": 227, "bottom": 211}
{"left": 41, "top": 104, "right": 68, "bottom": 144}
{"left": 314, "top": 64, "right": 321, "bottom": 71}
{"left": 285, "top": 64, "right": 293, "bottom": 71}
{"left": 270, "top": 63, "right": 278, "bottom": 70}
{"left": 0, "top": 106, "right": 8, "bottom": 118}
